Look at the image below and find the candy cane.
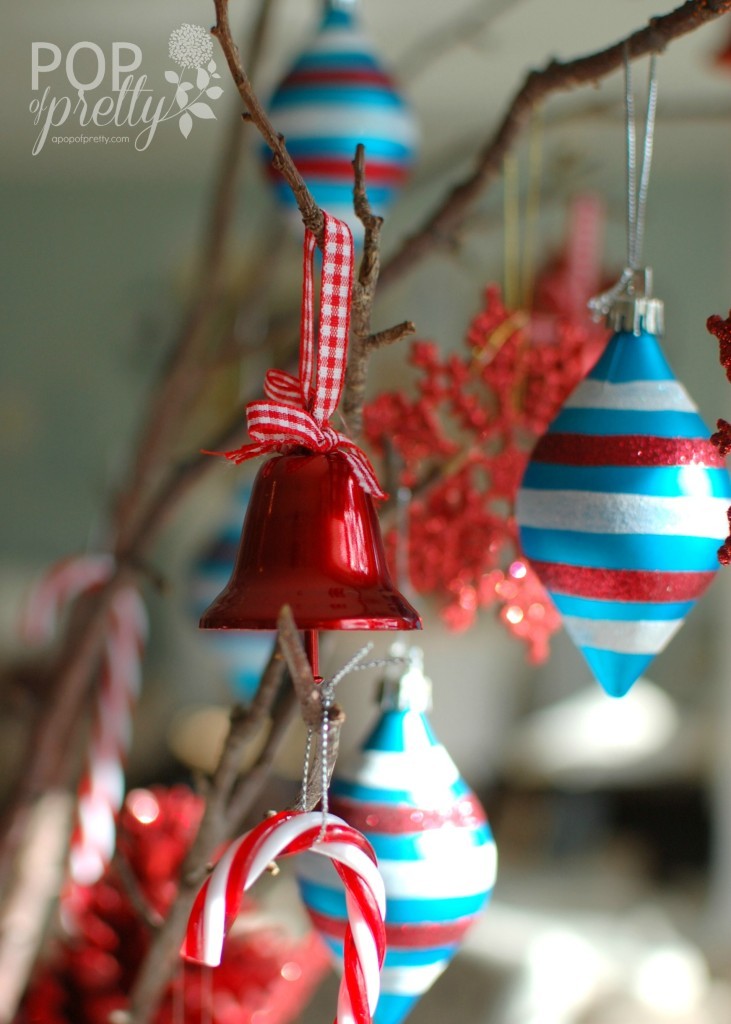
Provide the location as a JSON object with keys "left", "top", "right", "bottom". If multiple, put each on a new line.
{"left": 183, "top": 810, "right": 387, "bottom": 1024}
{"left": 69, "top": 585, "right": 147, "bottom": 884}
{"left": 21, "top": 555, "right": 147, "bottom": 885}
{"left": 19, "top": 554, "right": 115, "bottom": 645}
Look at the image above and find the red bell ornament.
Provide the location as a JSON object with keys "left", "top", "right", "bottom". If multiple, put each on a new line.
{"left": 201, "top": 213, "right": 420, "bottom": 649}
{"left": 200, "top": 450, "right": 419, "bottom": 631}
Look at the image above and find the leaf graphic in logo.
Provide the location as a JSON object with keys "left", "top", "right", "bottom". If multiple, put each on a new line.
{"left": 165, "top": 70, "right": 179, "bottom": 84}
{"left": 175, "top": 88, "right": 188, "bottom": 110}
{"left": 206, "top": 86, "right": 223, "bottom": 100}
{"left": 179, "top": 112, "right": 193, "bottom": 138}
{"left": 196, "top": 67, "right": 210, "bottom": 90}
{"left": 189, "top": 102, "right": 215, "bottom": 120}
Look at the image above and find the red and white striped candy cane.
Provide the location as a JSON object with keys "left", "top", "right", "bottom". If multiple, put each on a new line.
{"left": 20, "top": 554, "right": 115, "bottom": 645}
{"left": 21, "top": 555, "right": 147, "bottom": 885}
{"left": 69, "top": 584, "right": 147, "bottom": 884}
{"left": 183, "top": 810, "right": 386, "bottom": 1024}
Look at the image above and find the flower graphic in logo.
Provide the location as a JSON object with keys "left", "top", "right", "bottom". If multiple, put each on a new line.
{"left": 165, "top": 23, "right": 222, "bottom": 139}
{"left": 168, "top": 23, "right": 214, "bottom": 69}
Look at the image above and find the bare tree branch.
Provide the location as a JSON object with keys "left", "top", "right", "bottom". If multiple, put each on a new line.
{"left": 212, "top": 0, "right": 324, "bottom": 241}
{"left": 381, "top": 0, "right": 731, "bottom": 286}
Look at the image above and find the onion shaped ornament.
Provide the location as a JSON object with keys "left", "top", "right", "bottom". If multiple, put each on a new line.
{"left": 296, "top": 647, "right": 497, "bottom": 1024}
{"left": 263, "top": 0, "right": 418, "bottom": 236}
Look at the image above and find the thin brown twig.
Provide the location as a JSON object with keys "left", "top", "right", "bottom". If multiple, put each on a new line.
{"left": 342, "top": 144, "right": 401, "bottom": 438}
{"left": 0, "top": 574, "right": 133, "bottom": 900}
{"left": 212, "top": 0, "right": 324, "bottom": 241}
{"left": 0, "top": 6, "right": 279, "bottom": 1018}
{"left": 381, "top": 0, "right": 731, "bottom": 287}
{"left": 113, "top": 2, "right": 275, "bottom": 554}
{"left": 367, "top": 321, "right": 417, "bottom": 351}
{"left": 127, "top": 639, "right": 291, "bottom": 1022}
{"left": 127, "top": 606, "right": 340, "bottom": 1022}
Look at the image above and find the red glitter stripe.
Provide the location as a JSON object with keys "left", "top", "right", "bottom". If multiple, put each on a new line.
{"left": 330, "top": 794, "right": 486, "bottom": 834}
{"left": 530, "top": 561, "right": 716, "bottom": 602}
{"left": 266, "top": 159, "right": 408, "bottom": 185}
{"left": 283, "top": 69, "right": 394, "bottom": 88}
{"left": 532, "top": 434, "right": 723, "bottom": 468}
{"left": 307, "top": 909, "right": 474, "bottom": 948}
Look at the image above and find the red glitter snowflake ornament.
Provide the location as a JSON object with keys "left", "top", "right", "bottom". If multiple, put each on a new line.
{"left": 364, "top": 197, "right": 609, "bottom": 661}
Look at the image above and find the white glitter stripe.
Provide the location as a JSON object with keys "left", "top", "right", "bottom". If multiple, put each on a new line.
{"left": 298, "top": 842, "right": 496, "bottom": 899}
{"left": 334, "top": 746, "right": 460, "bottom": 792}
{"left": 563, "top": 615, "right": 684, "bottom": 654}
{"left": 381, "top": 961, "right": 448, "bottom": 996}
{"left": 269, "top": 106, "right": 418, "bottom": 147}
{"left": 517, "top": 489, "right": 729, "bottom": 539}
{"left": 564, "top": 379, "right": 697, "bottom": 412}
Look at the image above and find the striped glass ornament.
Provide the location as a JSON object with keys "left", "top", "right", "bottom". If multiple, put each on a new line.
{"left": 296, "top": 649, "right": 497, "bottom": 1024}
{"left": 517, "top": 311, "right": 731, "bottom": 698}
{"left": 187, "top": 483, "right": 273, "bottom": 700}
{"left": 263, "top": 0, "right": 418, "bottom": 236}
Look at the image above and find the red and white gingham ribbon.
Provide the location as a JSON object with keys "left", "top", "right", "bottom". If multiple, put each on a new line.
{"left": 223, "top": 213, "right": 386, "bottom": 500}
{"left": 21, "top": 555, "right": 147, "bottom": 885}
{"left": 182, "top": 810, "right": 386, "bottom": 1024}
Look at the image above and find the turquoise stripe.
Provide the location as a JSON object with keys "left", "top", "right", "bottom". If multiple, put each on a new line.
{"left": 550, "top": 592, "right": 693, "bottom": 621}
{"left": 297, "top": 880, "right": 347, "bottom": 920}
{"left": 367, "top": 825, "right": 494, "bottom": 861}
{"left": 330, "top": 774, "right": 472, "bottom": 806}
{"left": 325, "top": 938, "right": 454, "bottom": 968}
{"left": 451, "top": 776, "right": 472, "bottom": 799}
{"left": 322, "top": 9, "right": 356, "bottom": 28}
{"left": 363, "top": 711, "right": 406, "bottom": 752}
{"left": 329, "top": 778, "right": 417, "bottom": 803}
{"left": 385, "top": 947, "right": 454, "bottom": 967}
{"left": 363, "top": 710, "right": 439, "bottom": 753}
{"left": 375, "top": 993, "right": 420, "bottom": 1024}
{"left": 384, "top": 891, "right": 491, "bottom": 923}
{"left": 272, "top": 182, "right": 395, "bottom": 207}
{"left": 549, "top": 408, "right": 709, "bottom": 438}
{"left": 520, "top": 526, "right": 722, "bottom": 571}
{"left": 271, "top": 86, "right": 406, "bottom": 108}
{"left": 322, "top": 936, "right": 342, "bottom": 959}
{"left": 588, "top": 331, "right": 675, "bottom": 382}
{"left": 580, "top": 646, "right": 655, "bottom": 698}
{"left": 521, "top": 464, "right": 730, "bottom": 497}
{"left": 284, "top": 137, "right": 413, "bottom": 160}
{"left": 293, "top": 53, "right": 381, "bottom": 72}
{"left": 297, "top": 880, "right": 491, "bottom": 924}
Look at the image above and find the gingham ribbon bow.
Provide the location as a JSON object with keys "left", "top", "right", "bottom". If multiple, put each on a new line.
{"left": 223, "top": 213, "right": 386, "bottom": 500}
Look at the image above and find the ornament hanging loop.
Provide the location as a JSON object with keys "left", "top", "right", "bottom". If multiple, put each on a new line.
{"left": 295, "top": 643, "right": 407, "bottom": 828}
{"left": 589, "top": 49, "right": 661, "bottom": 333}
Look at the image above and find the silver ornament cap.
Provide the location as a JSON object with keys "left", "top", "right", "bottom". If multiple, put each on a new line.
{"left": 607, "top": 267, "right": 664, "bottom": 336}
{"left": 378, "top": 643, "right": 432, "bottom": 713}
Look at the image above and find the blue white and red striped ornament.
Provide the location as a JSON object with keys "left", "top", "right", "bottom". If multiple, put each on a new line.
{"left": 295, "top": 648, "right": 497, "bottom": 1024}
{"left": 517, "top": 300, "right": 731, "bottom": 699}
{"left": 263, "top": 0, "right": 418, "bottom": 236}
{"left": 187, "top": 483, "right": 272, "bottom": 701}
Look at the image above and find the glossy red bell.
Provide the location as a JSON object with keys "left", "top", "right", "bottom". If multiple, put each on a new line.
{"left": 200, "top": 451, "right": 422, "bottom": 632}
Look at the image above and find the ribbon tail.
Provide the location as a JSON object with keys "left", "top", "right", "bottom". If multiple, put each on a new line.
{"left": 339, "top": 443, "right": 388, "bottom": 502}
{"left": 210, "top": 440, "right": 277, "bottom": 466}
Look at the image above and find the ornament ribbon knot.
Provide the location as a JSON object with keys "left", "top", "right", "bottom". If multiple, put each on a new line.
{"left": 223, "top": 213, "right": 386, "bottom": 500}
